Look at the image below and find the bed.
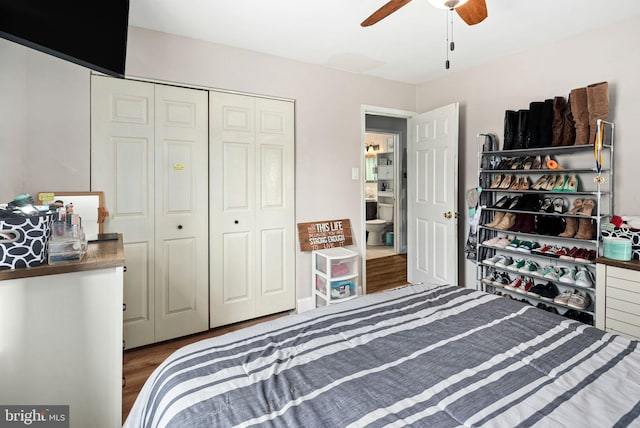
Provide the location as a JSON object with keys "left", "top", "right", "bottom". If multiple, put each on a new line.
{"left": 124, "top": 284, "right": 640, "bottom": 427}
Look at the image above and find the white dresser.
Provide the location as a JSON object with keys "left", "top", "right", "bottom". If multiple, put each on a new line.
{"left": 595, "top": 258, "right": 640, "bottom": 340}
{"left": 0, "top": 236, "right": 125, "bottom": 428}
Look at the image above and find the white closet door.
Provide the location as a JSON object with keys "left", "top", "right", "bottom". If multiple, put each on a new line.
{"left": 210, "top": 92, "right": 257, "bottom": 326}
{"left": 91, "top": 76, "right": 156, "bottom": 349}
{"left": 153, "top": 84, "right": 209, "bottom": 341}
{"left": 210, "top": 92, "right": 295, "bottom": 327}
{"left": 254, "top": 97, "right": 295, "bottom": 317}
{"left": 92, "top": 76, "right": 210, "bottom": 347}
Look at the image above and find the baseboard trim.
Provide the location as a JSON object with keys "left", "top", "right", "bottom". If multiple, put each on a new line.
{"left": 296, "top": 296, "right": 315, "bottom": 313}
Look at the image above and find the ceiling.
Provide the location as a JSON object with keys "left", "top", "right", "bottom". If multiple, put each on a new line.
{"left": 128, "top": 0, "right": 640, "bottom": 85}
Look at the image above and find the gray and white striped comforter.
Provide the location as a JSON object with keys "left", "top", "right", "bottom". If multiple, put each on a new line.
{"left": 124, "top": 284, "right": 640, "bottom": 427}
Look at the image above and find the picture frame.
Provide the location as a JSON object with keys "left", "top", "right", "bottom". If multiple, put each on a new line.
{"left": 37, "top": 191, "right": 106, "bottom": 241}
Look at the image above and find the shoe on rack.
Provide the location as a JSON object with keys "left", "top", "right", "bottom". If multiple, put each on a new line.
{"left": 509, "top": 258, "right": 526, "bottom": 272}
{"left": 483, "top": 270, "right": 501, "bottom": 285}
{"left": 484, "top": 211, "right": 506, "bottom": 228}
{"left": 505, "top": 275, "right": 524, "bottom": 291}
{"left": 568, "top": 290, "right": 590, "bottom": 310}
{"left": 491, "top": 195, "right": 511, "bottom": 209}
{"left": 543, "top": 266, "right": 562, "bottom": 281}
{"left": 532, "top": 155, "right": 543, "bottom": 169}
{"left": 493, "top": 237, "right": 514, "bottom": 248}
{"left": 552, "top": 175, "right": 568, "bottom": 192}
{"left": 554, "top": 288, "right": 575, "bottom": 306}
{"left": 578, "top": 312, "right": 594, "bottom": 325}
{"left": 483, "top": 254, "right": 502, "bottom": 266}
{"left": 499, "top": 174, "right": 514, "bottom": 189}
{"left": 538, "top": 265, "right": 557, "bottom": 278}
{"left": 574, "top": 266, "right": 594, "bottom": 288}
{"left": 495, "top": 213, "right": 517, "bottom": 230}
{"left": 495, "top": 255, "right": 515, "bottom": 269}
{"left": 489, "top": 174, "right": 504, "bottom": 189}
{"left": 505, "top": 238, "right": 522, "bottom": 250}
{"left": 517, "top": 277, "right": 534, "bottom": 294}
{"left": 516, "top": 240, "right": 540, "bottom": 253}
{"left": 563, "top": 175, "right": 578, "bottom": 192}
{"left": 559, "top": 246, "right": 579, "bottom": 261}
{"left": 528, "top": 282, "right": 545, "bottom": 298}
{"left": 559, "top": 266, "right": 577, "bottom": 284}
{"left": 519, "top": 260, "right": 540, "bottom": 276}
{"left": 493, "top": 272, "right": 511, "bottom": 287}
{"left": 481, "top": 236, "right": 502, "bottom": 246}
{"left": 574, "top": 248, "right": 596, "bottom": 263}
{"left": 539, "top": 282, "right": 560, "bottom": 302}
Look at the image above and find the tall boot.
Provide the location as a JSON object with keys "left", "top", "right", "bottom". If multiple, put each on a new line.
{"left": 528, "top": 102, "right": 544, "bottom": 148}
{"left": 503, "top": 110, "right": 518, "bottom": 150}
{"left": 574, "top": 218, "right": 595, "bottom": 240}
{"left": 570, "top": 87, "right": 589, "bottom": 145}
{"left": 551, "top": 96, "right": 566, "bottom": 146}
{"left": 587, "top": 81, "right": 609, "bottom": 145}
{"left": 539, "top": 99, "right": 554, "bottom": 147}
{"left": 515, "top": 109, "right": 529, "bottom": 149}
{"left": 562, "top": 94, "right": 576, "bottom": 145}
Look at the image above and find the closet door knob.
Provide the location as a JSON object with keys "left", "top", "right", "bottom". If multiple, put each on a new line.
{"left": 177, "top": 225, "right": 183, "bottom": 230}
{"left": 234, "top": 220, "right": 239, "bottom": 224}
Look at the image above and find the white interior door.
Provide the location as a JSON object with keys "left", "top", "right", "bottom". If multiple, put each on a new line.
{"left": 407, "top": 103, "right": 459, "bottom": 285}
{"left": 91, "top": 76, "right": 156, "bottom": 348}
{"left": 210, "top": 92, "right": 295, "bottom": 327}
{"left": 92, "top": 76, "right": 209, "bottom": 347}
{"left": 153, "top": 84, "right": 209, "bottom": 341}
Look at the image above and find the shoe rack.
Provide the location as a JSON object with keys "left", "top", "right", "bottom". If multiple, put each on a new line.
{"left": 475, "top": 121, "right": 614, "bottom": 324}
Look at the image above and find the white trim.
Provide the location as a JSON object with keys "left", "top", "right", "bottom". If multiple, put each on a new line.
{"left": 360, "top": 105, "right": 415, "bottom": 295}
{"left": 296, "top": 297, "right": 315, "bottom": 313}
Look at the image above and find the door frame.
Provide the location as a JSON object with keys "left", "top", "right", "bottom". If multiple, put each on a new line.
{"left": 360, "top": 105, "right": 415, "bottom": 294}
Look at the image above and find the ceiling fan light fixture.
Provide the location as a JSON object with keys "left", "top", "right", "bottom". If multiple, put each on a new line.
{"left": 426, "top": 0, "right": 470, "bottom": 10}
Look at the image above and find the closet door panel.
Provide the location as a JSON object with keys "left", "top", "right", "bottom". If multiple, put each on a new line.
{"left": 255, "top": 98, "right": 295, "bottom": 316}
{"left": 211, "top": 92, "right": 257, "bottom": 327}
{"left": 91, "top": 76, "right": 155, "bottom": 349}
{"left": 154, "top": 84, "right": 209, "bottom": 341}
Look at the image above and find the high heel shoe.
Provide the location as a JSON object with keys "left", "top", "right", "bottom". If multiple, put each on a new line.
{"left": 489, "top": 174, "right": 503, "bottom": 189}
{"left": 492, "top": 195, "right": 511, "bottom": 209}
{"left": 544, "top": 175, "right": 558, "bottom": 191}
{"left": 532, "top": 175, "right": 549, "bottom": 190}
{"left": 563, "top": 175, "right": 578, "bottom": 192}
{"left": 519, "top": 176, "right": 531, "bottom": 190}
{"left": 552, "top": 175, "right": 567, "bottom": 192}
{"left": 499, "top": 174, "right": 514, "bottom": 189}
{"left": 531, "top": 155, "right": 542, "bottom": 169}
{"left": 578, "top": 198, "right": 596, "bottom": 216}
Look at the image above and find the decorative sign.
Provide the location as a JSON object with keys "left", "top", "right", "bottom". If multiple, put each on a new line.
{"left": 297, "top": 219, "right": 353, "bottom": 251}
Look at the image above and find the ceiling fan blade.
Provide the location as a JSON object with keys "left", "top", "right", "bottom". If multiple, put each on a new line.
{"left": 455, "top": 0, "right": 487, "bottom": 26}
{"left": 361, "top": 0, "right": 413, "bottom": 27}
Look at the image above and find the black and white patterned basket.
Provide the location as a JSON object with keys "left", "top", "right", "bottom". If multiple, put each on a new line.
{"left": 0, "top": 213, "right": 54, "bottom": 270}
{"left": 601, "top": 224, "right": 640, "bottom": 260}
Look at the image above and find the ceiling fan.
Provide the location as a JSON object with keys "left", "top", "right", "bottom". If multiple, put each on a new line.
{"left": 361, "top": 0, "right": 488, "bottom": 27}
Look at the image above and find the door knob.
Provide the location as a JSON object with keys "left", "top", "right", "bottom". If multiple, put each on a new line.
{"left": 177, "top": 225, "right": 183, "bottom": 230}
{"left": 444, "top": 211, "right": 453, "bottom": 219}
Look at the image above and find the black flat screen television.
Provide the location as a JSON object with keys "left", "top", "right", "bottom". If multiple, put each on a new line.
{"left": 0, "top": 0, "right": 129, "bottom": 78}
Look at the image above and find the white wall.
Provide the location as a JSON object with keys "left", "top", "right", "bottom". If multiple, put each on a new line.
{"left": 416, "top": 15, "right": 640, "bottom": 288}
{"left": 0, "top": 28, "right": 416, "bottom": 303}
{"left": 0, "top": 40, "right": 27, "bottom": 199}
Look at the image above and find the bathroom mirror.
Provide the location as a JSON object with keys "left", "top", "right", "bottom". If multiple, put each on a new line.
{"left": 365, "top": 156, "right": 377, "bottom": 182}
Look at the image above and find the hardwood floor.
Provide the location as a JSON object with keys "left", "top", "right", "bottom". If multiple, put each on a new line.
{"left": 366, "top": 253, "right": 409, "bottom": 293}
{"left": 122, "top": 254, "right": 408, "bottom": 423}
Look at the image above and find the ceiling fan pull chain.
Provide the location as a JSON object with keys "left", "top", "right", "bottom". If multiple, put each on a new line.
{"left": 450, "top": 8, "right": 455, "bottom": 51}
{"left": 445, "top": 9, "right": 452, "bottom": 69}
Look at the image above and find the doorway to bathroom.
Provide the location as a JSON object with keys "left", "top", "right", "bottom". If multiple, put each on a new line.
{"left": 364, "top": 114, "right": 408, "bottom": 291}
